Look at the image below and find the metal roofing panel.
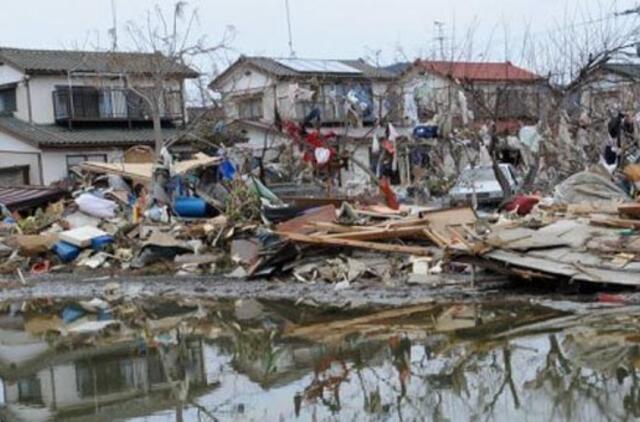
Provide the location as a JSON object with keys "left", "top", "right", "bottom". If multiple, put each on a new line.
{"left": 275, "top": 58, "right": 362, "bottom": 74}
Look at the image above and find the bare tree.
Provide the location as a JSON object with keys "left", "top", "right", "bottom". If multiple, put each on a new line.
{"left": 112, "top": 1, "right": 233, "bottom": 158}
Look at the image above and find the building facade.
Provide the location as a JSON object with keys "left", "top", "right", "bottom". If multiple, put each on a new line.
{"left": 0, "top": 47, "right": 198, "bottom": 185}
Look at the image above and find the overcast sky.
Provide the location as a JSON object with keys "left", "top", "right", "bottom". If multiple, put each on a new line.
{"left": 1, "top": 0, "right": 639, "bottom": 69}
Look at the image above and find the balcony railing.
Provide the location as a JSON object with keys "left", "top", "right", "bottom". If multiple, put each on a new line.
{"left": 53, "top": 86, "right": 184, "bottom": 123}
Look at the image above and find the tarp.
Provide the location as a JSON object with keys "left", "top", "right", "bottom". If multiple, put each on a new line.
{"left": 553, "top": 171, "right": 630, "bottom": 204}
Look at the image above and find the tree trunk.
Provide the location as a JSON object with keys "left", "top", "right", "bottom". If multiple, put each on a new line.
{"left": 153, "top": 112, "right": 163, "bottom": 160}
{"left": 488, "top": 129, "right": 513, "bottom": 201}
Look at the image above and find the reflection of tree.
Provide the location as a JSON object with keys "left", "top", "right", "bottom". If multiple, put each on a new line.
{"left": 303, "top": 356, "right": 349, "bottom": 413}
{"left": 482, "top": 347, "right": 520, "bottom": 420}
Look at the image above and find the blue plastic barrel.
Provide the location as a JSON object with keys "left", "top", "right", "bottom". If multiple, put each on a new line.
{"left": 53, "top": 241, "right": 81, "bottom": 263}
{"left": 91, "top": 235, "right": 114, "bottom": 251}
{"left": 174, "top": 197, "right": 207, "bottom": 218}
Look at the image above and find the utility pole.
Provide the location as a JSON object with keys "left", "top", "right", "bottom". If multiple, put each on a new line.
{"left": 284, "top": 0, "right": 296, "bottom": 57}
{"left": 110, "top": 0, "right": 118, "bottom": 51}
{"left": 434, "top": 21, "right": 446, "bottom": 60}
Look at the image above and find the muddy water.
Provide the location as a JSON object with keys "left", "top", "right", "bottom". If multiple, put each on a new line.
{"left": 0, "top": 298, "right": 638, "bottom": 421}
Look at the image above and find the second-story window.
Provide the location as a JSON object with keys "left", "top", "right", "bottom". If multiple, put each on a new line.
{"left": 237, "top": 96, "right": 263, "bottom": 120}
{"left": 0, "top": 87, "right": 17, "bottom": 113}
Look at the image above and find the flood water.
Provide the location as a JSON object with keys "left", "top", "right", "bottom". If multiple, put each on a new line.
{"left": 0, "top": 296, "right": 638, "bottom": 421}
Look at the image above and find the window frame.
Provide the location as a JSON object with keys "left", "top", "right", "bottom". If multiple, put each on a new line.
{"left": 0, "top": 87, "right": 17, "bottom": 113}
{"left": 66, "top": 154, "right": 107, "bottom": 176}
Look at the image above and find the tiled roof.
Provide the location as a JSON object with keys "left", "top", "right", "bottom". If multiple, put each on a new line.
{"left": 0, "top": 47, "right": 198, "bottom": 77}
{"left": 602, "top": 63, "right": 640, "bottom": 80}
{"left": 0, "top": 116, "right": 178, "bottom": 148}
{"left": 384, "top": 62, "right": 412, "bottom": 76}
{"left": 409, "top": 60, "right": 542, "bottom": 82}
{"left": 210, "top": 56, "right": 396, "bottom": 89}
{"left": 0, "top": 185, "right": 66, "bottom": 212}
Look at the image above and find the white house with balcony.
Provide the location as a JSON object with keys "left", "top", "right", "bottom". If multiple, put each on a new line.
{"left": 0, "top": 47, "right": 198, "bottom": 185}
{"left": 209, "top": 56, "right": 397, "bottom": 152}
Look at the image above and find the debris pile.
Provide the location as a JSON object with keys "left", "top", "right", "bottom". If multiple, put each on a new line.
{"left": 3, "top": 112, "right": 640, "bottom": 292}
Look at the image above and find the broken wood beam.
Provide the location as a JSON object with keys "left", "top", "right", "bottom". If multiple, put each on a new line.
{"left": 590, "top": 216, "right": 640, "bottom": 230}
{"left": 618, "top": 203, "right": 640, "bottom": 218}
{"left": 323, "top": 226, "right": 428, "bottom": 241}
{"left": 305, "top": 221, "right": 375, "bottom": 234}
{"left": 278, "top": 232, "right": 433, "bottom": 257}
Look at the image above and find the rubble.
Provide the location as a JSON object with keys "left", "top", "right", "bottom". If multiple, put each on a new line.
{"left": 3, "top": 104, "right": 640, "bottom": 295}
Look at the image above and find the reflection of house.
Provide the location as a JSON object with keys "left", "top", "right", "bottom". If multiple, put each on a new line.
{"left": 397, "top": 60, "right": 545, "bottom": 131}
{"left": 0, "top": 334, "right": 208, "bottom": 422}
{"left": 0, "top": 47, "right": 198, "bottom": 185}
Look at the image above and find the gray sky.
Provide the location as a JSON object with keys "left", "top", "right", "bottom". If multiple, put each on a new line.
{"left": 1, "top": 0, "right": 639, "bottom": 68}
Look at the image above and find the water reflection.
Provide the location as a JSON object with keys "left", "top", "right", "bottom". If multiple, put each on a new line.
{"left": 0, "top": 299, "right": 638, "bottom": 421}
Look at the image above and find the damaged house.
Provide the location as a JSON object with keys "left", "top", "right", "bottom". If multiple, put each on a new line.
{"left": 209, "top": 56, "right": 406, "bottom": 190}
{"left": 396, "top": 60, "right": 545, "bottom": 133}
{"left": 579, "top": 61, "right": 640, "bottom": 118}
{"left": 0, "top": 47, "right": 198, "bottom": 185}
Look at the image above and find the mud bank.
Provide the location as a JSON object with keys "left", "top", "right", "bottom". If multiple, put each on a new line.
{"left": 0, "top": 272, "right": 604, "bottom": 307}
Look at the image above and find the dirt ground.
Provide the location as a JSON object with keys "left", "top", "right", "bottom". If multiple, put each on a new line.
{"left": 0, "top": 272, "right": 604, "bottom": 309}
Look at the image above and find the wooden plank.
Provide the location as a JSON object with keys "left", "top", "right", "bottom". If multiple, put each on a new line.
{"left": 323, "top": 226, "right": 428, "bottom": 241}
{"left": 276, "top": 205, "right": 336, "bottom": 235}
{"left": 306, "top": 221, "right": 375, "bottom": 233}
{"left": 590, "top": 217, "right": 640, "bottom": 230}
{"left": 423, "top": 229, "right": 448, "bottom": 249}
{"left": 279, "top": 232, "right": 433, "bottom": 257}
{"left": 618, "top": 203, "right": 640, "bottom": 218}
{"left": 355, "top": 210, "right": 404, "bottom": 219}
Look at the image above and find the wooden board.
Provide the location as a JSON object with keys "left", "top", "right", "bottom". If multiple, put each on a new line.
{"left": 279, "top": 232, "right": 433, "bottom": 256}
{"left": 276, "top": 205, "right": 337, "bottom": 235}
{"left": 323, "top": 226, "right": 428, "bottom": 241}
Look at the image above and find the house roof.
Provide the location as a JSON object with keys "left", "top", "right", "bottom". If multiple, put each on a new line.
{"left": 0, "top": 115, "right": 178, "bottom": 148}
{"left": 601, "top": 63, "right": 640, "bottom": 80}
{"left": 406, "top": 60, "right": 542, "bottom": 83}
{"left": 0, "top": 185, "right": 66, "bottom": 212}
{"left": 210, "top": 56, "right": 396, "bottom": 89}
{"left": 384, "top": 62, "right": 412, "bottom": 76}
{"left": 0, "top": 47, "right": 199, "bottom": 78}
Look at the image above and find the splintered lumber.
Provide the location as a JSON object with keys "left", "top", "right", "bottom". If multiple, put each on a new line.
{"left": 590, "top": 216, "right": 640, "bottom": 230}
{"left": 423, "top": 229, "right": 448, "bottom": 248}
{"left": 306, "top": 221, "right": 375, "bottom": 234}
{"left": 276, "top": 205, "right": 336, "bottom": 235}
{"left": 278, "top": 232, "right": 432, "bottom": 257}
{"left": 80, "top": 153, "right": 221, "bottom": 183}
{"left": 323, "top": 226, "right": 428, "bottom": 241}
{"left": 619, "top": 203, "right": 640, "bottom": 218}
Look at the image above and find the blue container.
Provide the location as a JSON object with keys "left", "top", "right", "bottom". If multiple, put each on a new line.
{"left": 61, "top": 306, "right": 85, "bottom": 324}
{"left": 52, "top": 241, "right": 80, "bottom": 263}
{"left": 91, "top": 235, "right": 114, "bottom": 251}
{"left": 174, "top": 197, "right": 207, "bottom": 218}
{"left": 413, "top": 125, "right": 438, "bottom": 139}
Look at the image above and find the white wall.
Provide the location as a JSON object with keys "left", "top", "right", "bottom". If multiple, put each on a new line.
{"left": 0, "top": 131, "right": 43, "bottom": 184}
{"left": 0, "top": 64, "right": 30, "bottom": 122}
{"left": 41, "top": 147, "right": 125, "bottom": 184}
{"left": 9, "top": 73, "right": 184, "bottom": 125}
{"left": 216, "top": 64, "right": 275, "bottom": 122}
